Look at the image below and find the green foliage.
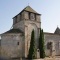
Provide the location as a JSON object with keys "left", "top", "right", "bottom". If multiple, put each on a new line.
{"left": 39, "top": 28, "right": 45, "bottom": 58}
{"left": 27, "top": 30, "right": 36, "bottom": 59}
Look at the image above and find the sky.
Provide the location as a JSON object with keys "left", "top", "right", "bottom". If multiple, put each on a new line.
{"left": 0, "top": 0, "right": 60, "bottom": 34}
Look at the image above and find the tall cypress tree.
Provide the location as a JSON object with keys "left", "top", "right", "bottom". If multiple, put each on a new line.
{"left": 41, "top": 29, "right": 45, "bottom": 58}
{"left": 27, "top": 30, "right": 36, "bottom": 59}
{"left": 39, "top": 28, "right": 45, "bottom": 58}
{"left": 39, "top": 28, "right": 41, "bottom": 57}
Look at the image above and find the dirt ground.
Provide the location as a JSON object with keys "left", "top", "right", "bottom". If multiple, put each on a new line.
{"left": 44, "top": 56, "right": 60, "bottom": 60}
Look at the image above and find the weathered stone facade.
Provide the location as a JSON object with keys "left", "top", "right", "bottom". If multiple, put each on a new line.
{"left": 0, "top": 6, "right": 60, "bottom": 59}
{"left": 44, "top": 31, "right": 60, "bottom": 56}
{"left": 1, "top": 33, "right": 24, "bottom": 58}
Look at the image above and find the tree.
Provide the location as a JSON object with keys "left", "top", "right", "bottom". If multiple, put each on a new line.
{"left": 27, "top": 30, "right": 36, "bottom": 59}
{"left": 39, "top": 28, "right": 45, "bottom": 58}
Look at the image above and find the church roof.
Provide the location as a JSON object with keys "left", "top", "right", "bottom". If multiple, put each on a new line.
{"left": 23, "top": 6, "right": 39, "bottom": 14}
{"left": 54, "top": 27, "right": 60, "bottom": 35}
{"left": 2, "top": 29, "right": 23, "bottom": 34}
{"left": 13, "top": 6, "right": 40, "bottom": 18}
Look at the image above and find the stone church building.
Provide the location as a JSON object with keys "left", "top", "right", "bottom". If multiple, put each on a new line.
{"left": 0, "top": 6, "right": 60, "bottom": 58}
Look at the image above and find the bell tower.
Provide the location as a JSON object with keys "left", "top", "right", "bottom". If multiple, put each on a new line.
{"left": 12, "top": 6, "right": 41, "bottom": 58}
{"left": 12, "top": 6, "right": 41, "bottom": 31}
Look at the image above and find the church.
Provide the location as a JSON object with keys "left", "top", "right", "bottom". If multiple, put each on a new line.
{"left": 0, "top": 6, "right": 60, "bottom": 59}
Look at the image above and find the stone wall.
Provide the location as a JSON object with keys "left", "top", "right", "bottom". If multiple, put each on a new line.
{"left": 13, "top": 20, "right": 25, "bottom": 32}
{"left": 24, "top": 11, "right": 41, "bottom": 23}
{"left": 25, "top": 20, "right": 41, "bottom": 28}
{"left": 44, "top": 33, "right": 60, "bottom": 56}
{"left": 1, "top": 33, "right": 24, "bottom": 58}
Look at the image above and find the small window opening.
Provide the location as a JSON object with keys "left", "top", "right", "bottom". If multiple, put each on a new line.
{"left": 17, "top": 42, "right": 19, "bottom": 45}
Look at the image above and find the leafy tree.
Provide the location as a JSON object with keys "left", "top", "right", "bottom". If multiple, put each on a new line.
{"left": 27, "top": 30, "right": 36, "bottom": 59}
{"left": 39, "top": 28, "right": 45, "bottom": 58}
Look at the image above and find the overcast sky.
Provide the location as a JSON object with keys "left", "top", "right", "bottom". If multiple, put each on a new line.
{"left": 0, "top": 0, "right": 60, "bottom": 34}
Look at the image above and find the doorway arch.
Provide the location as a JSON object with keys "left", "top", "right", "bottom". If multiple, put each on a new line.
{"left": 27, "top": 23, "right": 39, "bottom": 56}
